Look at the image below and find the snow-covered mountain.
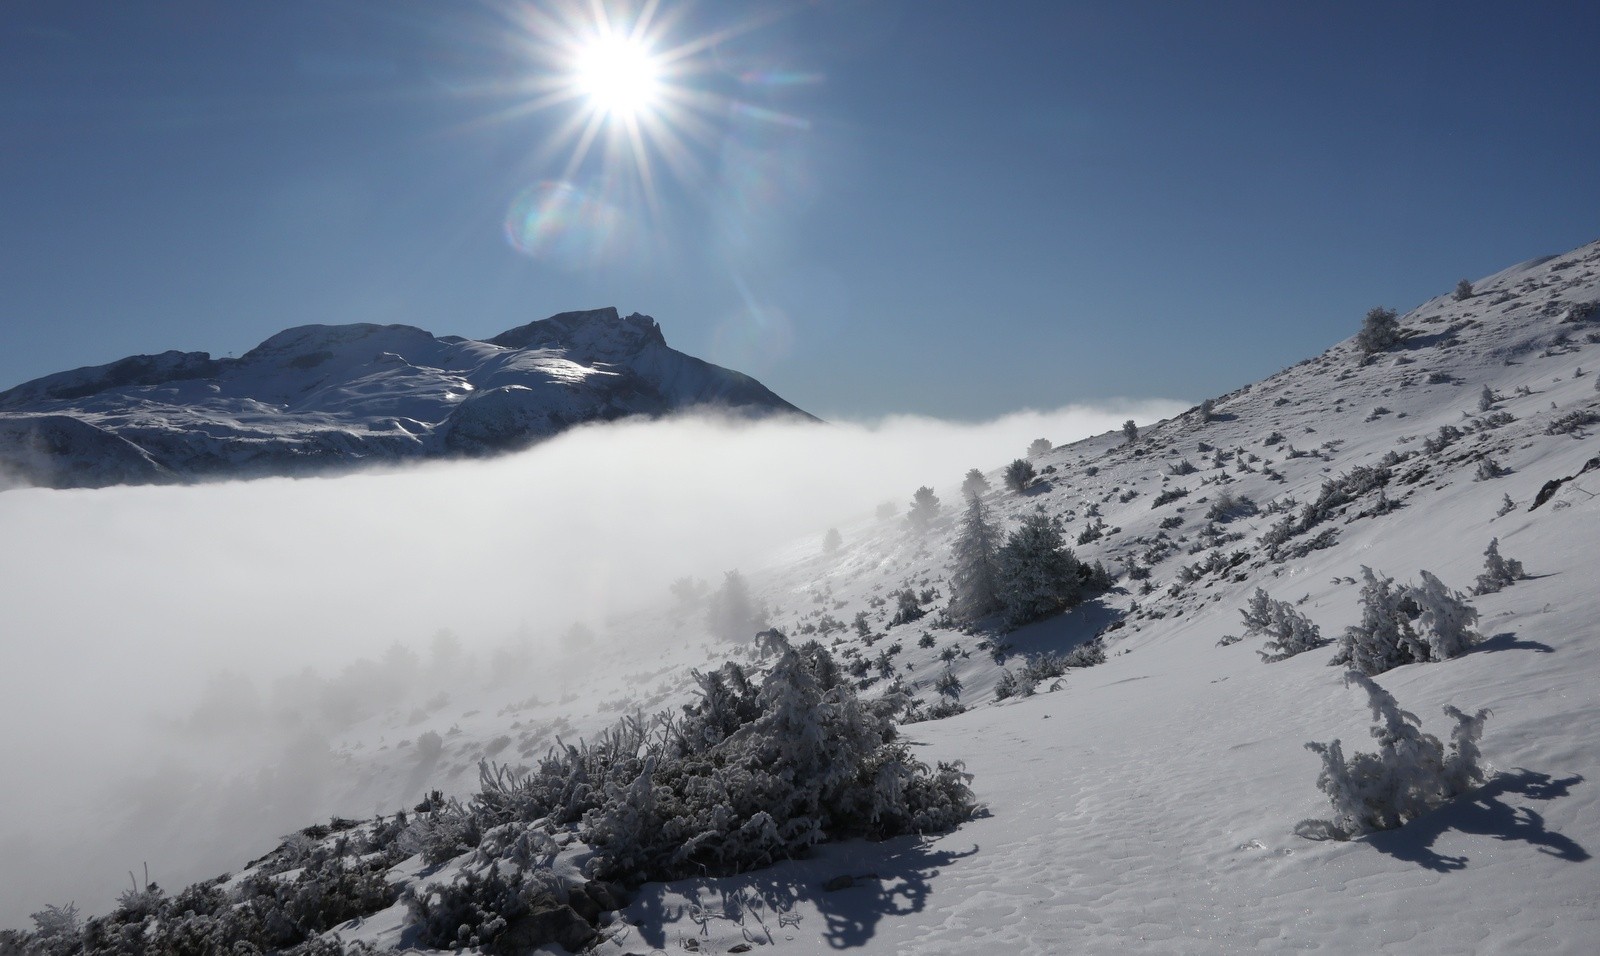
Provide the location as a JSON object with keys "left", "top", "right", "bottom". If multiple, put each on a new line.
{"left": 5, "top": 239, "right": 1600, "bottom": 952}
{"left": 0, "top": 308, "right": 811, "bottom": 488}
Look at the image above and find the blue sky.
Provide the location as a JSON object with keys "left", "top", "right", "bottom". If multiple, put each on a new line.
{"left": 3, "top": 0, "right": 1597, "bottom": 420}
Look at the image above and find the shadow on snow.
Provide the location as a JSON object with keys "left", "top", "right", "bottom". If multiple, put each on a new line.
{"left": 619, "top": 836, "right": 979, "bottom": 951}
{"left": 1364, "top": 769, "right": 1588, "bottom": 872}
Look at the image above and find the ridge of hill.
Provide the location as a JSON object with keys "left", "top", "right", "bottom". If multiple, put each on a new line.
{"left": 0, "top": 308, "right": 811, "bottom": 488}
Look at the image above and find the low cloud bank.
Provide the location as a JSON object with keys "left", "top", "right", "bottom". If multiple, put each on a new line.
{"left": 0, "top": 398, "right": 1182, "bottom": 927}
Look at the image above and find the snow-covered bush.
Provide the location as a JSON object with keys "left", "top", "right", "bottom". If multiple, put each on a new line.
{"left": 1237, "top": 588, "right": 1328, "bottom": 662}
{"left": 1027, "top": 438, "right": 1053, "bottom": 458}
{"left": 889, "top": 588, "right": 926, "bottom": 626}
{"left": 1122, "top": 419, "right": 1138, "bottom": 444}
{"left": 1331, "top": 567, "right": 1481, "bottom": 675}
{"left": 1297, "top": 672, "right": 1490, "bottom": 840}
{"left": 1003, "top": 458, "right": 1036, "bottom": 494}
{"left": 1356, "top": 306, "right": 1401, "bottom": 354}
{"left": 1473, "top": 457, "right": 1507, "bottom": 481}
{"left": 1472, "top": 538, "right": 1527, "bottom": 595}
{"left": 1454, "top": 279, "right": 1473, "bottom": 301}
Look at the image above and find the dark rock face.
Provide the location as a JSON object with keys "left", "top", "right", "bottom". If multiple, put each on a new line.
{"left": 0, "top": 309, "right": 814, "bottom": 488}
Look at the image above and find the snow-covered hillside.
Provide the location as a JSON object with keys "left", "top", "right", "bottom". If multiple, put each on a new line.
{"left": 5, "top": 239, "right": 1599, "bottom": 953}
{"left": 0, "top": 308, "right": 810, "bottom": 488}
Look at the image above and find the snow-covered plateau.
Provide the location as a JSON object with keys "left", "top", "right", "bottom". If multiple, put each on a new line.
{"left": 3, "top": 239, "right": 1599, "bottom": 954}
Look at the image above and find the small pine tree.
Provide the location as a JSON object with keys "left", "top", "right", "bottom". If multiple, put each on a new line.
{"left": 907, "top": 486, "right": 942, "bottom": 532}
{"left": 707, "top": 570, "right": 766, "bottom": 641}
{"left": 1356, "top": 306, "right": 1401, "bottom": 354}
{"left": 1004, "top": 458, "right": 1036, "bottom": 494}
{"left": 1122, "top": 419, "right": 1139, "bottom": 444}
{"left": 822, "top": 527, "right": 843, "bottom": 555}
{"left": 1496, "top": 493, "right": 1516, "bottom": 517}
{"left": 996, "top": 511, "right": 1088, "bottom": 628}
{"left": 949, "top": 494, "right": 1003, "bottom": 623}
{"left": 1472, "top": 538, "right": 1526, "bottom": 595}
{"left": 1454, "top": 279, "right": 1474, "bottom": 301}
{"left": 1199, "top": 398, "right": 1215, "bottom": 422}
{"left": 1027, "top": 438, "right": 1053, "bottom": 459}
{"left": 961, "top": 468, "right": 991, "bottom": 500}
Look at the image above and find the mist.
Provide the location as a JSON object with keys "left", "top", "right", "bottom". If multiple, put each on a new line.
{"left": 0, "top": 399, "right": 1182, "bottom": 927}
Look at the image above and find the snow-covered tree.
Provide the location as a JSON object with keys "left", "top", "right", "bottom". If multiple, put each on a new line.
{"left": 1027, "top": 438, "right": 1053, "bottom": 458}
{"left": 823, "top": 527, "right": 843, "bottom": 555}
{"left": 1332, "top": 567, "right": 1480, "bottom": 674}
{"left": 1473, "top": 537, "right": 1527, "bottom": 595}
{"left": 1454, "top": 279, "right": 1474, "bottom": 301}
{"left": 1238, "top": 588, "right": 1328, "bottom": 662}
{"left": 707, "top": 569, "right": 765, "bottom": 641}
{"left": 1298, "top": 671, "right": 1490, "bottom": 840}
{"left": 1408, "top": 570, "right": 1481, "bottom": 661}
{"left": 995, "top": 510, "right": 1097, "bottom": 628}
{"left": 949, "top": 493, "right": 1003, "bottom": 623}
{"left": 1356, "top": 306, "right": 1401, "bottom": 354}
{"left": 1003, "top": 458, "right": 1036, "bottom": 494}
{"left": 1122, "top": 419, "right": 1139, "bottom": 444}
{"left": 961, "top": 467, "right": 991, "bottom": 500}
{"left": 1477, "top": 384, "right": 1497, "bottom": 412}
{"left": 907, "top": 486, "right": 942, "bottom": 532}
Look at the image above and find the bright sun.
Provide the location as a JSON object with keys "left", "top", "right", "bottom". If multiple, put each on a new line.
{"left": 574, "top": 33, "right": 662, "bottom": 121}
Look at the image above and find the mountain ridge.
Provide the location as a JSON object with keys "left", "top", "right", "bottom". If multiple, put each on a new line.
{"left": 0, "top": 307, "right": 813, "bottom": 488}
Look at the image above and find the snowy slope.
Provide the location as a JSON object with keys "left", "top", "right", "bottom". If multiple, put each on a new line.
{"left": 0, "top": 308, "right": 811, "bottom": 488}
{"left": 4, "top": 239, "right": 1599, "bottom": 952}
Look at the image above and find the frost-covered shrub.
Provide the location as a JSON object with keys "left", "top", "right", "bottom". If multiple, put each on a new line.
{"left": 1004, "top": 458, "right": 1036, "bottom": 494}
{"left": 1238, "top": 588, "right": 1328, "bottom": 662}
{"left": 1168, "top": 458, "right": 1198, "bottom": 476}
{"left": 1122, "top": 420, "right": 1139, "bottom": 444}
{"left": 1331, "top": 567, "right": 1480, "bottom": 675}
{"left": 889, "top": 588, "right": 925, "bottom": 627}
{"left": 1151, "top": 486, "right": 1189, "bottom": 508}
{"left": 1477, "top": 384, "right": 1497, "bottom": 412}
{"left": 1206, "top": 492, "right": 1257, "bottom": 522}
{"left": 1297, "top": 672, "right": 1490, "bottom": 840}
{"left": 1454, "top": 279, "right": 1474, "bottom": 301}
{"left": 1473, "top": 457, "right": 1508, "bottom": 481}
{"left": 405, "top": 863, "right": 595, "bottom": 955}
{"left": 1472, "top": 538, "right": 1527, "bottom": 595}
{"left": 401, "top": 800, "right": 483, "bottom": 866}
{"left": 1028, "top": 438, "right": 1053, "bottom": 458}
{"left": 1356, "top": 306, "right": 1401, "bottom": 354}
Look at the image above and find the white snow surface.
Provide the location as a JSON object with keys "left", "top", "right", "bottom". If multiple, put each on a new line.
{"left": 5, "top": 240, "right": 1600, "bottom": 951}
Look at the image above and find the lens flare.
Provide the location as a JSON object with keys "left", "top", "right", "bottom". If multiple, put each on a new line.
{"left": 503, "top": 180, "right": 633, "bottom": 269}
